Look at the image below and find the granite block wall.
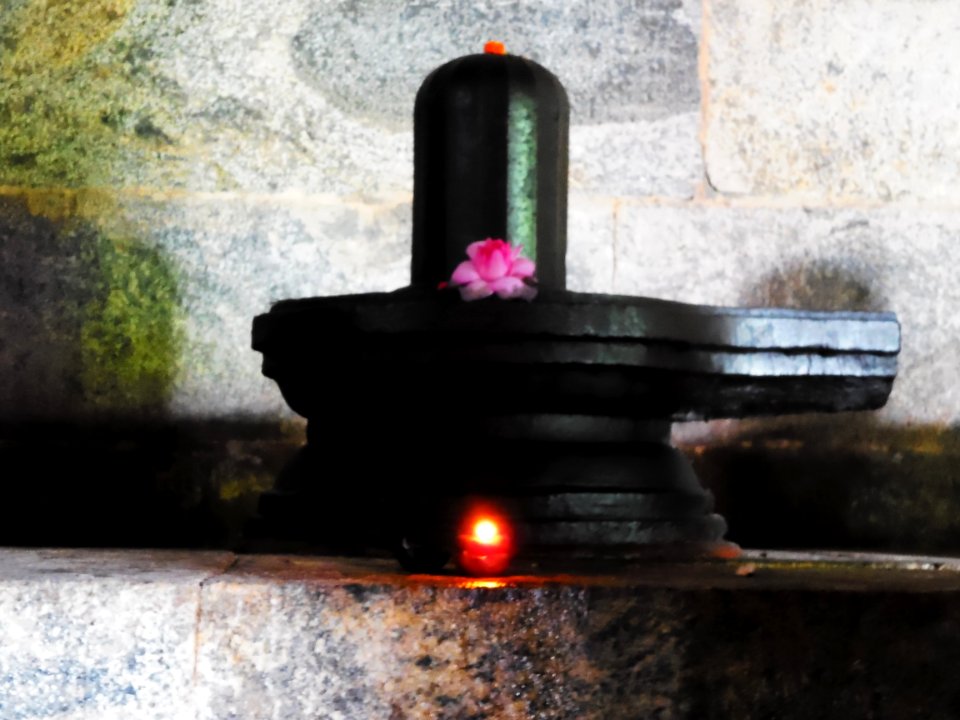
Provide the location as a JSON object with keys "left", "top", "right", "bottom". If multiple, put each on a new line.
{"left": 1, "top": 0, "right": 958, "bottom": 549}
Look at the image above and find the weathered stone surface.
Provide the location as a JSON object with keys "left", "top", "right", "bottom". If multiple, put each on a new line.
{"left": 0, "top": 0, "right": 702, "bottom": 197}
{"left": 0, "top": 549, "right": 234, "bottom": 720}
{"left": 5, "top": 550, "right": 960, "bottom": 718}
{"left": 0, "top": 190, "right": 408, "bottom": 419}
{"left": 291, "top": 0, "right": 700, "bottom": 128}
{"left": 570, "top": 114, "right": 702, "bottom": 197}
{"left": 0, "top": 0, "right": 413, "bottom": 194}
{"left": 1, "top": 187, "right": 618, "bottom": 419}
{"left": 194, "top": 553, "right": 960, "bottom": 720}
{"left": 566, "top": 194, "right": 616, "bottom": 292}
{"left": 614, "top": 204, "right": 960, "bottom": 425}
{"left": 705, "top": 0, "right": 960, "bottom": 201}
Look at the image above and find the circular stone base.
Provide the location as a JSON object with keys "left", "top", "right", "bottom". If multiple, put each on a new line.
{"left": 249, "top": 414, "right": 728, "bottom": 568}
{"left": 253, "top": 287, "right": 898, "bottom": 421}
{"left": 250, "top": 286, "right": 898, "bottom": 570}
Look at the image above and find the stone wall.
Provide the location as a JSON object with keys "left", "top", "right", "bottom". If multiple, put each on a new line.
{"left": 2, "top": 0, "right": 958, "bottom": 549}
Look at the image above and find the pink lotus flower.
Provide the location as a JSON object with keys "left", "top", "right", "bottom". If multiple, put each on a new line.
{"left": 450, "top": 238, "right": 537, "bottom": 301}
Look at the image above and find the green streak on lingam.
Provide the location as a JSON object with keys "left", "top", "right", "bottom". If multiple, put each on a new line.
{"left": 507, "top": 92, "right": 537, "bottom": 261}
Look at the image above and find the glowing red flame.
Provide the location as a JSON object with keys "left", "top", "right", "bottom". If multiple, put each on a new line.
{"left": 457, "top": 508, "right": 514, "bottom": 576}
{"left": 472, "top": 519, "right": 502, "bottom": 546}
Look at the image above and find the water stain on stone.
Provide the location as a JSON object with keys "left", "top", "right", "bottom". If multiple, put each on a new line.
{"left": 690, "top": 416, "right": 960, "bottom": 554}
{"left": 740, "top": 259, "right": 884, "bottom": 312}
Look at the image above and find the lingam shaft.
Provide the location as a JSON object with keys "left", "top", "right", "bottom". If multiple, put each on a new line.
{"left": 411, "top": 44, "right": 569, "bottom": 289}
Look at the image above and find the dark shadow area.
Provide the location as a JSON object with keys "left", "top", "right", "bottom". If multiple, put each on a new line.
{"left": 686, "top": 415, "right": 960, "bottom": 554}
{"left": 0, "top": 419, "right": 301, "bottom": 549}
{"left": 681, "top": 260, "right": 960, "bottom": 554}
{"left": 675, "top": 589, "right": 960, "bottom": 719}
{"left": 577, "top": 573, "right": 960, "bottom": 718}
{"left": 0, "top": 194, "right": 301, "bottom": 549}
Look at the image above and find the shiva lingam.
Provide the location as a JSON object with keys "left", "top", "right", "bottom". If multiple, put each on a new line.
{"left": 251, "top": 43, "right": 900, "bottom": 574}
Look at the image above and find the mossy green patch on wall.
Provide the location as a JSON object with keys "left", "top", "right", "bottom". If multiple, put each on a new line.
{"left": 0, "top": 190, "right": 186, "bottom": 418}
{"left": 2, "top": 0, "right": 135, "bottom": 71}
{"left": 79, "top": 233, "right": 183, "bottom": 413}
{"left": 0, "top": 0, "right": 184, "bottom": 188}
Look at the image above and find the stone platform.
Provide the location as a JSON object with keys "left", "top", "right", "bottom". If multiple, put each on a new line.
{"left": 2, "top": 549, "right": 959, "bottom": 719}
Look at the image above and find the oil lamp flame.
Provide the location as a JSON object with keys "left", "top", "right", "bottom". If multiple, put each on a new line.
{"left": 472, "top": 519, "right": 501, "bottom": 546}
{"left": 458, "top": 507, "right": 515, "bottom": 576}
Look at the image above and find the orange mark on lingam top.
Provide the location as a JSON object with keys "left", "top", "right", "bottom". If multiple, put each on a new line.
{"left": 484, "top": 41, "right": 506, "bottom": 55}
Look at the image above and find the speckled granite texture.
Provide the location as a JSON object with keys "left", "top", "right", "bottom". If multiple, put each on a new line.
{"left": 3, "top": 549, "right": 960, "bottom": 719}
{"left": 705, "top": 0, "right": 960, "bottom": 202}
{"left": 0, "top": 550, "right": 235, "bottom": 720}
{"left": 0, "top": 0, "right": 701, "bottom": 196}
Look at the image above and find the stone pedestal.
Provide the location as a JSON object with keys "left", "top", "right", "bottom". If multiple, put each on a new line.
{"left": 2, "top": 548, "right": 959, "bottom": 718}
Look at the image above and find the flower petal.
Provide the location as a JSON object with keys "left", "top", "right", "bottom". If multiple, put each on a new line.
{"left": 510, "top": 257, "right": 535, "bottom": 278}
{"left": 478, "top": 246, "right": 508, "bottom": 281}
{"left": 459, "top": 280, "right": 493, "bottom": 301}
{"left": 515, "top": 282, "right": 538, "bottom": 301}
{"left": 489, "top": 275, "right": 526, "bottom": 298}
{"left": 466, "top": 240, "right": 490, "bottom": 261}
{"left": 451, "top": 260, "right": 480, "bottom": 285}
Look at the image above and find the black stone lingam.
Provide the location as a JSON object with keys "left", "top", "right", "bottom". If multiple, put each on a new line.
{"left": 413, "top": 46, "right": 568, "bottom": 289}
{"left": 250, "top": 46, "right": 900, "bottom": 572}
